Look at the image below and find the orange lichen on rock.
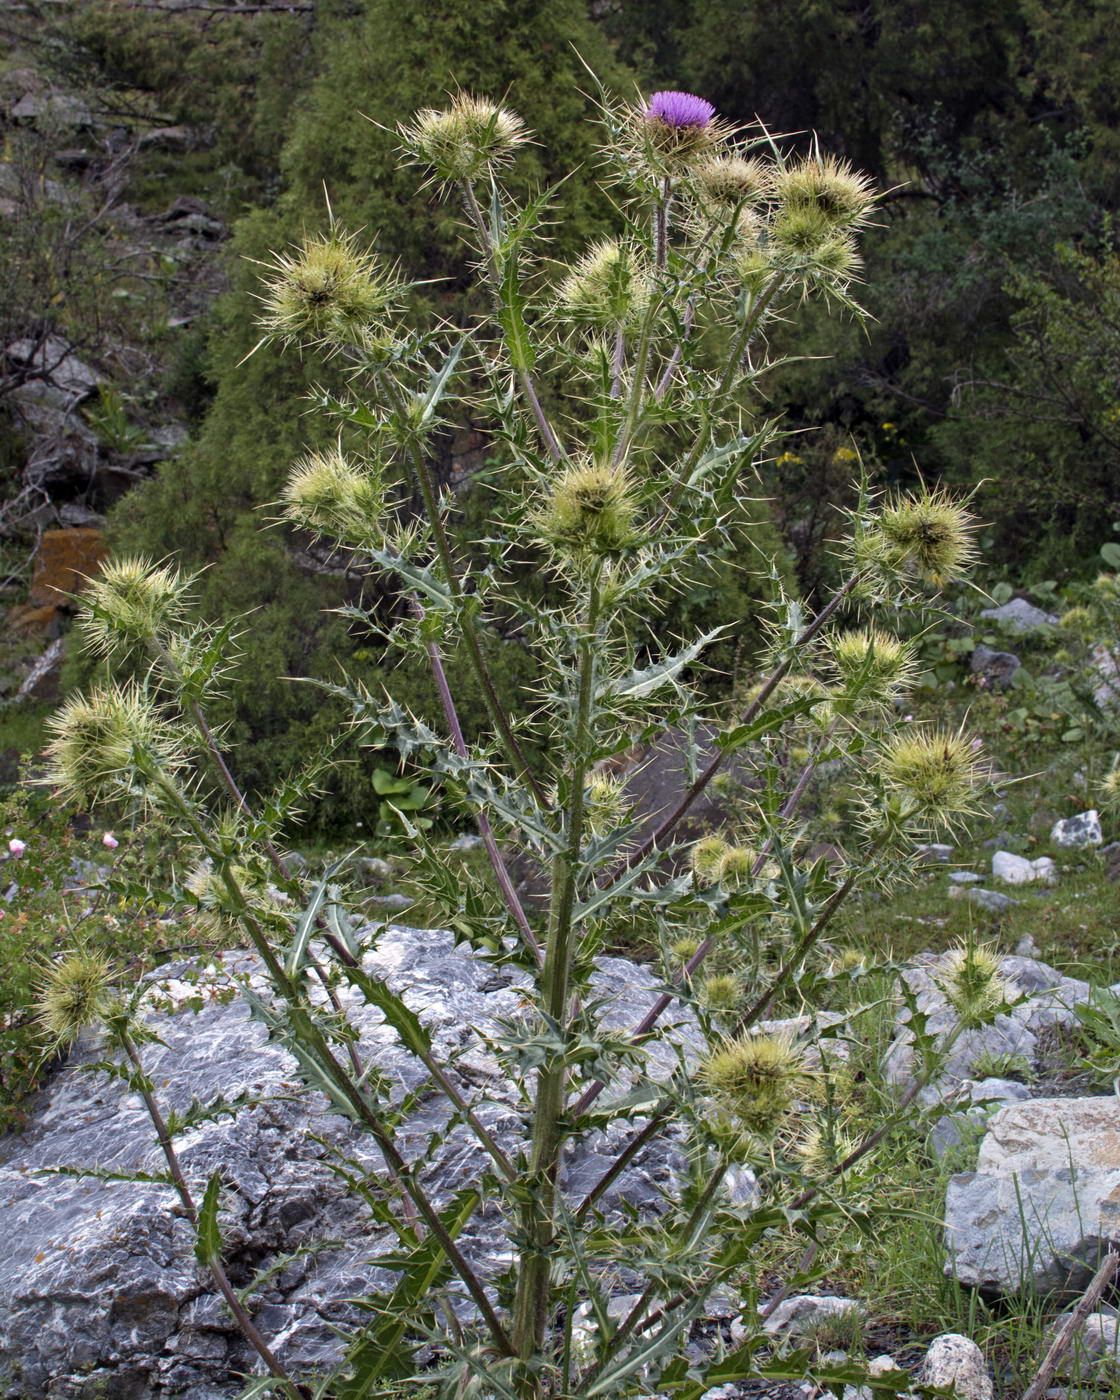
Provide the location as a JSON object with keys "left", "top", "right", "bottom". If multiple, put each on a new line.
{"left": 28, "top": 529, "right": 107, "bottom": 607}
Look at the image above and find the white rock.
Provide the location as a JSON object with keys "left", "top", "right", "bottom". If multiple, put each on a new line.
{"left": 945, "top": 1097, "right": 1120, "bottom": 1293}
{"left": 761, "top": 1293, "right": 864, "bottom": 1337}
{"left": 948, "top": 870, "right": 984, "bottom": 884}
{"left": 918, "top": 1334, "right": 993, "bottom": 1400}
{"left": 1046, "top": 1311, "right": 1120, "bottom": 1378}
{"left": 842, "top": 1354, "right": 904, "bottom": 1400}
{"left": 992, "top": 850, "right": 1057, "bottom": 885}
{"left": 976, "top": 1097, "right": 1120, "bottom": 1174}
{"left": 1051, "top": 811, "right": 1103, "bottom": 849}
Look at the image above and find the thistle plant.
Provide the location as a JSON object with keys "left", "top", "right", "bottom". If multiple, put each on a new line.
{"left": 45, "top": 84, "right": 993, "bottom": 1399}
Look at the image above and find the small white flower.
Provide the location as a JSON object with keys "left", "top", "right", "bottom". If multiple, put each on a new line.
{"left": 102, "top": 832, "right": 119, "bottom": 850}
{"left": 8, "top": 838, "right": 26, "bottom": 857}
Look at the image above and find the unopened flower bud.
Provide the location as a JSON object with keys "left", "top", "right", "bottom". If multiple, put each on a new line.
{"left": 878, "top": 726, "right": 984, "bottom": 827}
{"left": 857, "top": 488, "right": 977, "bottom": 587}
{"left": 102, "top": 832, "right": 119, "bottom": 850}
{"left": 400, "top": 94, "right": 528, "bottom": 183}
{"left": 283, "top": 446, "right": 384, "bottom": 549}
{"left": 256, "top": 231, "right": 400, "bottom": 350}
{"left": 37, "top": 949, "right": 115, "bottom": 1046}
{"left": 934, "top": 943, "right": 1015, "bottom": 1030}
{"left": 701, "top": 973, "right": 740, "bottom": 1011}
{"left": 775, "top": 154, "right": 875, "bottom": 229}
{"left": 828, "top": 627, "right": 916, "bottom": 700}
{"left": 44, "top": 684, "right": 186, "bottom": 809}
{"left": 557, "top": 240, "right": 650, "bottom": 328}
{"left": 700, "top": 1031, "right": 812, "bottom": 1136}
{"left": 535, "top": 460, "right": 637, "bottom": 559}
{"left": 690, "top": 834, "right": 730, "bottom": 887}
{"left": 693, "top": 154, "right": 773, "bottom": 209}
{"left": 79, "top": 557, "right": 192, "bottom": 658}
{"left": 8, "top": 838, "right": 25, "bottom": 857}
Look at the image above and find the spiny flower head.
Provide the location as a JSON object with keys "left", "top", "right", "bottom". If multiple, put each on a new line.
{"left": 671, "top": 934, "right": 701, "bottom": 964}
{"left": 1059, "top": 606, "right": 1093, "bottom": 633}
{"left": 256, "top": 231, "right": 400, "bottom": 350}
{"left": 1100, "top": 767, "right": 1120, "bottom": 809}
{"left": 828, "top": 627, "right": 916, "bottom": 700}
{"left": 775, "top": 154, "right": 875, "bottom": 228}
{"left": 535, "top": 459, "right": 637, "bottom": 559}
{"left": 1094, "top": 572, "right": 1120, "bottom": 601}
{"left": 37, "top": 949, "right": 115, "bottom": 1046}
{"left": 700, "top": 1031, "right": 813, "bottom": 1135}
{"left": 857, "top": 488, "right": 978, "bottom": 588}
{"left": 934, "top": 943, "right": 1016, "bottom": 1030}
{"left": 282, "top": 446, "right": 384, "bottom": 548}
{"left": 556, "top": 240, "right": 651, "bottom": 328}
{"left": 400, "top": 94, "right": 528, "bottom": 183}
{"left": 625, "top": 89, "right": 727, "bottom": 173}
{"left": 718, "top": 844, "right": 759, "bottom": 888}
{"left": 795, "top": 1123, "right": 861, "bottom": 1174}
{"left": 44, "top": 685, "right": 186, "bottom": 809}
{"left": 691, "top": 834, "right": 731, "bottom": 887}
{"left": 79, "top": 556, "right": 193, "bottom": 658}
{"left": 701, "top": 973, "right": 740, "bottom": 1011}
{"left": 878, "top": 726, "right": 984, "bottom": 827}
{"left": 693, "top": 154, "right": 773, "bottom": 209}
{"left": 584, "top": 770, "right": 630, "bottom": 836}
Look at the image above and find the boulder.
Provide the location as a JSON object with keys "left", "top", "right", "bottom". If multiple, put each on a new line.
{"left": 947, "top": 885, "right": 1017, "bottom": 913}
{"left": 970, "top": 644, "right": 1021, "bottom": 689}
{"left": 917, "top": 1334, "right": 992, "bottom": 1400}
{"left": 884, "top": 953, "right": 1092, "bottom": 1091}
{"left": 1051, "top": 811, "right": 1103, "bottom": 850}
{"left": 945, "top": 1098, "right": 1120, "bottom": 1293}
{"left": 977, "top": 598, "right": 1058, "bottom": 634}
{"left": 0, "top": 928, "right": 707, "bottom": 1397}
{"left": 991, "top": 851, "right": 1057, "bottom": 885}
{"left": 928, "top": 1078, "right": 1032, "bottom": 1159}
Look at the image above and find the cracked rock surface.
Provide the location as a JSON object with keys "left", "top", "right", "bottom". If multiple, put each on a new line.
{"left": 0, "top": 927, "right": 706, "bottom": 1398}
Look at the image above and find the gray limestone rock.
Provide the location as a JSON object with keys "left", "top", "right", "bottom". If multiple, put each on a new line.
{"left": 970, "top": 645, "right": 1021, "bottom": 689}
{"left": 977, "top": 598, "right": 1059, "bottom": 634}
{"left": 760, "top": 1294, "right": 864, "bottom": 1338}
{"left": 947, "top": 885, "right": 1018, "bottom": 913}
{"left": 0, "top": 927, "right": 706, "bottom": 1397}
{"left": 945, "top": 1098, "right": 1120, "bottom": 1294}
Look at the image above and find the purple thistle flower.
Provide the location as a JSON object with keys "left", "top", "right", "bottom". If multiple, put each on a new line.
{"left": 646, "top": 90, "right": 715, "bottom": 130}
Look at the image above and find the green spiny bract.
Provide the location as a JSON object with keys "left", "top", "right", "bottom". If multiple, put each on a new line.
{"left": 399, "top": 93, "right": 529, "bottom": 184}
{"left": 255, "top": 230, "right": 401, "bottom": 351}
{"left": 36, "top": 949, "right": 116, "bottom": 1046}
{"left": 43, "top": 685, "right": 186, "bottom": 809}
{"left": 79, "top": 557, "right": 194, "bottom": 658}
{"left": 828, "top": 627, "right": 916, "bottom": 704}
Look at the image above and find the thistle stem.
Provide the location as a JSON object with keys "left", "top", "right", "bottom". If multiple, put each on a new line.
{"left": 148, "top": 765, "right": 512, "bottom": 1353}
{"left": 459, "top": 180, "right": 564, "bottom": 463}
{"left": 387, "top": 381, "right": 549, "bottom": 811}
{"left": 117, "top": 1031, "right": 309, "bottom": 1400}
{"left": 511, "top": 572, "right": 601, "bottom": 1375}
